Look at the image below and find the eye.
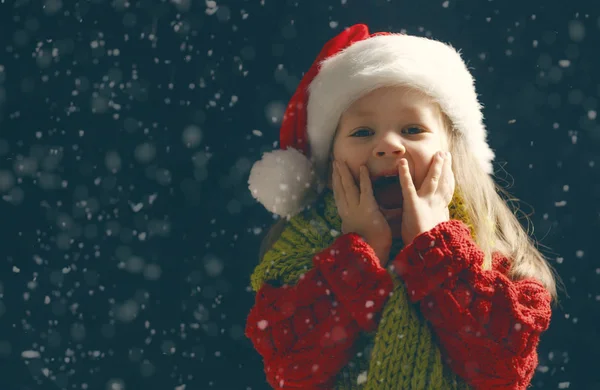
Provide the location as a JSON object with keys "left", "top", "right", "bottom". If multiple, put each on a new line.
{"left": 402, "top": 126, "right": 425, "bottom": 135}
{"left": 350, "top": 128, "right": 374, "bottom": 137}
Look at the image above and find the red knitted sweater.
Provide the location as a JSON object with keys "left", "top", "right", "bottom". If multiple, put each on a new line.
{"left": 246, "top": 220, "right": 552, "bottom": 389}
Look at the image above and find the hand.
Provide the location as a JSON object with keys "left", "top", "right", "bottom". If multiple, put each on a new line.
{"left": 398, "top": 151, "right": 455, "bottom": 246}
{"left": 332, "top": 160, "right": 392, "bottom": 265}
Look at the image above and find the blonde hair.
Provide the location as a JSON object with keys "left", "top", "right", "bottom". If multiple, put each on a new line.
{"left": 258, "top": 91, "right": 561, "bottom": 303}
{"left": 444, "top": 115, "right": 560, "bottom": 302}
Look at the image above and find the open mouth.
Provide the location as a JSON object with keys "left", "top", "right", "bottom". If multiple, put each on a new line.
{"left": 372, "top": 175, "right": 403, "bottom": 211}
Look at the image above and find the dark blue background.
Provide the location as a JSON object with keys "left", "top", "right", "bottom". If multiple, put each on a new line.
{"left": 1, "top": 0, "right": 599, "bottom": 389}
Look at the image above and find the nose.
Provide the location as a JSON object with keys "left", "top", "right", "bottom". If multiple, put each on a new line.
{"left": 373, "top": 133, "right": 405, "bottom": 158}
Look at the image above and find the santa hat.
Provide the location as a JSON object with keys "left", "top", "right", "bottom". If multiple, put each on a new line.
{"left": 248, "top": 24, "right": 494, "bottom": 218}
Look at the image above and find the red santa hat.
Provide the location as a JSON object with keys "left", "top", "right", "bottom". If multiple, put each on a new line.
{"left": 248, "top": 24, "right": 495, "bottom": 218}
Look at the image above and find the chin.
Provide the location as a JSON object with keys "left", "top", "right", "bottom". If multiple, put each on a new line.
{"left": 380, "top": 207, "right": 403, "bottom": 238}
{"left": 390, "top": 221, "right": 403, "bottom": 239}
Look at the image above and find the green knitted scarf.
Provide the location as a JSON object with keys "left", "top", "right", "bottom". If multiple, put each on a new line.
{"left": 251, "top": 190, "right": 471, "bottom": 390}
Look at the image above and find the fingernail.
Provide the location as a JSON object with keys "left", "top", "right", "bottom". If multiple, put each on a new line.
{"left": 446, "top": 151, "right": 451, "bottom": 158}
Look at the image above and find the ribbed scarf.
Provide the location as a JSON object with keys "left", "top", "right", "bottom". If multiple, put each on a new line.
{"left": 251, "top": 190, "right": 472, "bottom": 389}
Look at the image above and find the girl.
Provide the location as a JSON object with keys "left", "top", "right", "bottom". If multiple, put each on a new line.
{"left": 245, "top": 24, "right": 558, "bottom": 390}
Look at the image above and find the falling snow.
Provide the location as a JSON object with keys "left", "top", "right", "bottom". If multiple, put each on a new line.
{"left": 0, "top": 1, "right": 597, "bottom": 389}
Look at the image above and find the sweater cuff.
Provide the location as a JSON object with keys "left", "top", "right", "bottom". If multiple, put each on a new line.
{"left": 392, "top": 220, "right": 478, "bottom": 302}
{"left": 313, "top": 233, "right": 393, "bottom": 332}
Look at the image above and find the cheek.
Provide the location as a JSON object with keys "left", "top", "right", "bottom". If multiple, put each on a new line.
{"left": 333, "top": 146, "right": 363, "bottom": 181}
{"left": 407, "top": 135, "right": 447, "bottom": 188}
{"left": 341, "top": 162, "right": 361, "bottom": 184}
{"left": 411, "top": 153, "right": 436, "bottom": 189}
{"left": 411, "top": 167, "right": 425, "bottom": 189}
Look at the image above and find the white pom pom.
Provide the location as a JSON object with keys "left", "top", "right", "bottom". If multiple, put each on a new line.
{"left": 248, "top": 148, "right": 318, "bottom": 218}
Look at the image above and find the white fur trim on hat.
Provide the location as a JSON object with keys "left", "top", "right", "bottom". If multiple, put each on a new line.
{"left": 307, "top": 34, "right": 495, "bottom": 178}
{"left": 248, "top": 148, "right": 320, "bottom": 218}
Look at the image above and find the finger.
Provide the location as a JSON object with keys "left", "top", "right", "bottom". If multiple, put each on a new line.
{"left": 397, "top": 158, "right": 417, "bottom": 203}
{"left": 440, "top": 152, "right": 455, "bottom": 203}
{"left": 358, "top": 166, "right": 377, "bottom": 208}
{"left": 418, "top": 151, "right": 445, "bottom": 196}
{"left": 338, "top": 160, "right": 360, "bottom": 206}
{"left": 332, "top": 162, "right": 348, "bottom": 213}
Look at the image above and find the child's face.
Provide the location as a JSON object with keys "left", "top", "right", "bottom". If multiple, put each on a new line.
{"left": 330, "top": 86, "right": 450, "bottom": 233}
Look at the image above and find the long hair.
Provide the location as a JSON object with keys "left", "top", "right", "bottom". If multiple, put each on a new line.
{"left": 257, "top": 95, "right": 561, "bottom": 302}
{"left": 445, "top": 115, "right": 560, "bottom": 302}
{"left": 258, "top": 218, "right": 289, "bottom": 262}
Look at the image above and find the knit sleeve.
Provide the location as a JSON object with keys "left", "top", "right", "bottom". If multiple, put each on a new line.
{"left": 312, "top": 232, "right": 394, "bottom": 331}
{"left": 246, "top": 233, "right": 393, "bottom": 389}
{"left": 391, "top": 220, "right": 552, "bottom": 390}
